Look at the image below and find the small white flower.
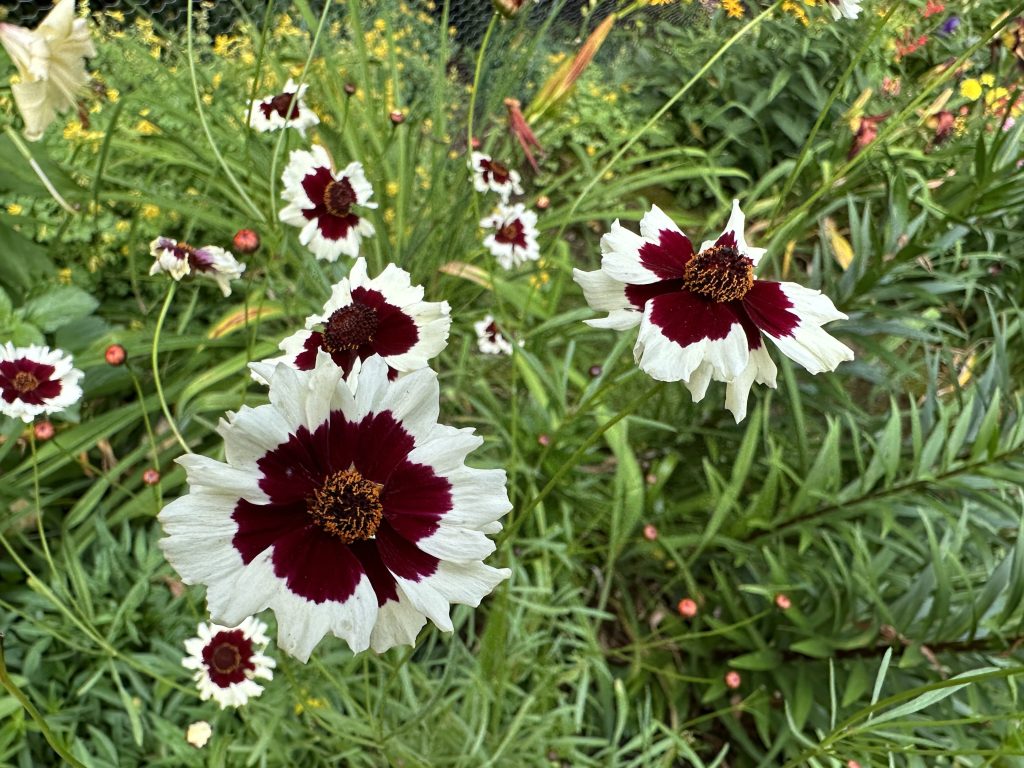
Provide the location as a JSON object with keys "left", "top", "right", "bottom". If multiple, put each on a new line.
{"left": 0, "top": 0, "right": 96, "bottom": 141}
{"left": 182, "top": 617, "right": 275, "bottom": 709}
{"left": 247, "top": 79, "right": 320, "bottom": 136}
{"left": 257, "top": 257, "right": 451, "bottom": 382}
{"left": 0, "top": 343, "right": 83, "bottom": 423}
{"left": 481, "top": 203, "right": 540, "bottom": 270}
{"left": 185, "top": 721, "right": 212, "bottom": 749}
{"left": 279, "top": 145, "right": 378, "bottom": 262}
{"left": 148, "top": 236, "right": 246, "bottom": 297}
{"left": 159, "top": 357, "right": 512, "bottom": 662}
{"left": 473, "top": 315, "right": 513, "bottom": 356}
{"left": 470, "top": 152, "right": 523, "bottom": 202}
{"left": 827, "top": 0, "right": 862, "bottom": 20}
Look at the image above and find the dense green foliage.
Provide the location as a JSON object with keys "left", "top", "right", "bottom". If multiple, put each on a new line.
{"left": 2, "top": 0, "right": 1024, "bottom": 765}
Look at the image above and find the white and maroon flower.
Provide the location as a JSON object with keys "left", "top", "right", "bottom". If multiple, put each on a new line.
{"left": 159, "top": 356, "right": 512, "bottom": 661}
{"left": 481, "top": 203, "right": 540, "bottom": 270}
{"left": 827, "top": 0, "right": 862, "bottom": 20}
{"left": 247, "top": 78, "right": 320, "bottom": 136}
{"left": 149, "top": 237, "right": 246, "bottom": 297}
{"left": 279, "top": 145, "right": 377, "bottom": 263}
{"left": 259, "top": 257, "right": 451, "bottom": 381}
{"left": 182, "top": 616, "right": 275, "bottom": 709}
{"left": 473, "top": 315, "right": 513, "bottom": 356}
{"left": 573, "top": 201, "right": 853, "bottom": 422}
{"left": 0, "top": 343, "right": 83, "bottom": 423}
{"left": 470, "top": 152, "right": 524, "bottom": 202}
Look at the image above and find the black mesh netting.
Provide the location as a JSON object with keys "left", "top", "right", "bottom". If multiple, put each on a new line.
{"left": 0, "top": 0, "right": 695, "bottom": 37}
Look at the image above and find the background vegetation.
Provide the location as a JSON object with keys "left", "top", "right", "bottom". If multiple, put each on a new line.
{"left": 2, "top": 0, "right": 1024, "bottom": 765}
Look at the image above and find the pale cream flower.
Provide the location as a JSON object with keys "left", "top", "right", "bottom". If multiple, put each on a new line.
{"left": 0, "top": 0, "right": 96, "bottom": 140}
{"left": 185, "top": 721, "right": 212, "bottom": 749}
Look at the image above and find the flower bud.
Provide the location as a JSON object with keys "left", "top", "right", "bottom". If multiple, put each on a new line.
{"left": 724, "top": 670, "right": 742, "bottom": 689}
{"left": 232, "top": 228, "right": 260, "bottom": 254}
{"left": 143, "top": 468, "right": 161, "bottom": 486}
{"left": 389, "top": 110, "right": 405, "bottom": 125}
{"left": 105, "top": 344, "right": 127, "bottom": 366}
{"left": 677, "top": 598, "right": 698, "bottom": 618}
{"left": 493, "top": 0, "right": 529, "bottom": 17}
{"left": 34, "top": 420, "right": 55, "bottom": 441}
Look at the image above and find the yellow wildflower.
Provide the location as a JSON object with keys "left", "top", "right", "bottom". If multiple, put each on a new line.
{"left": 386, "top": 181, "right": 400, "bottom": 197}
{"left": 959, "top": 79, "right": 982, "bottom": 101}
{"left": 6, "top": 203, "right": 24, "bottom": 215}
{"left": 141, "top": 204, "right": 160, "bottom": 219}
{"left": 722, "top": 0, "right": 744, "bottom": 18}
{"left": 57, "top": 268, "right": 73, "bottom": 284}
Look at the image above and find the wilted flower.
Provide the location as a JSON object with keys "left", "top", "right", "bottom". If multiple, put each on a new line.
{"left": 159, "top": 357, "right": 512, "bottom": 661}
{"left": 149, "top": 237, "right": 246, "bottom": 297}
{"left": 279, "top": 145, "right": 378, "bottom": 263}
{"left": 573, "top": 202, "right": 853, "bottom": 422}
{"left": 826, "top": 0, "right": 862, "bottom": 20}
{"left": 0, "top": 0, "right": 96, "bottom": 140}
{"left": 473, "top": 314, "right": 514, "bottom": 355}
{"left": 470, "top": 152, "right": 524, "bottom": 202}
{"left": 481, "top": 203, "right": 540, "bottom": 270}
{"left": 848, "top": 113, "right": 888, "bottom": 160}
{"left": 0, "top": 343, "right": 83, "bottom": 422}
{"left": 182, "top": 617, "right": 275, "bottom": 709}
{"left": 185, "top": 721, "right": 212, "bottom": 749}
{"left": 247, "top": 79, "right": 319, "bottom": 136}
{"left": 260, "top": 257, "right": 451, "bottom": 380}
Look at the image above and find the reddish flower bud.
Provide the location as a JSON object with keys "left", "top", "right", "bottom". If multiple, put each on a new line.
{"left": 536, "top": 195, "right": 550, "bottom": 210}
{"left": 389, "top": 110, "right": 405, "bottom": 125}
{"left": 588, "top": 365, "right": 602, "bottom": 377}
{"left": 470, "top": 136, "right": 482, "bottom": 150}
{"left": 642, "top": 524, "right": 658, "bottom": 541}
{"left": 34, "top": 420, "right": 55, "bottom": 441}
{"left": 537, "top": 434, "right": 550, "bottom": 447}
{"left": 105, "top": 344, "right": 127, "bottom": 366}
{"left": 142, "top": 468, "right": 161, "bottom": 486}
{"left": 677, "top": 598, "right": 698, "bottom": 618}
{"left": 233, "top": 228, "right": 260, "bottom": 254}
{"left": 724, "top": 670, "right": 742, "bottom": 689}
{"left": 493, "top": 0, "right": 529, "bottom": 17}
{"left": 775, "top": 594, "right": 792, "bottom": 610}
{"left": 344, "top": 83, "right": 357, "bottom": 95}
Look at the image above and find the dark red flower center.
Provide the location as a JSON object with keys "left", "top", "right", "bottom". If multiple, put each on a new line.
{"left": 307, "top": 467, "right": 384, "bottom": 543}
{"left": 261, "top": 91, "right": 300, "bottom": 120}
{"left": 323, "top": 303, "right": 379, "bottom": 352}
{"left": 323, "top": 179, "right": 357, "bottom": 218}
{"left": 201, "top": 629, "right": 254, "bottom": 687}
{"left": 484, "top": 321, "right": 500, "bottom": 341}
{"left": 165, "top": 241, "right": 214, "bottom": 272}
{"left": 482, "top": 158, "right": 510, "bottom": 185}
{"left": 497, "top": 219, "right": 524, "bottom": 245}
{"left": 12, "top": 371, "right": 40, "bottom": 394}
{"left": 683, "top": 245, "right": 754, "bottom": 303}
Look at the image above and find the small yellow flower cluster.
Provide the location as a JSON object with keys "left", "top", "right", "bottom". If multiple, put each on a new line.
{"left": 722, "top": 0, "right": 745, "bottom": 18}
{"left": 959, "top": 74, "right": 994, "bottom": 101}
{"left": 782, "top": 0, "right": 810, "bottom": 25}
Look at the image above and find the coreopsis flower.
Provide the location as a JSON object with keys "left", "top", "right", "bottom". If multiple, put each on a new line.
{"left": 247, "top": 78, "right": 319, "bottom": 136}
{"left": 159, "top": 356, "right": 512, "bottom": 661}
{"left": 279, "top": 145, "right": 378, "bottom": 263}
{"left": 0, "top": 343, "right": 83, "bottom": 422}
{"left": 474, "top": 315, "right": 514, "bottom": 355}
{"left": 259, "top": 257, "right": 451, "bottom": 381}
{"left": 149, "top": 237, "right": 246, "bottom": 297}
{"left": 827, "top": 0, "right": 862, "bottom": 20}
{"left": 573, "top": 202, "right": 853, "bottom": 422}
{"left": 470, "top": 152, "right": 524, "bottom": 202}
{"left": 182, "top": 617, "right": 275, "bottom": 709}
{"left": 0, "top": 0, "right": 96, "bottom": 140}
{"left": 481, "top": 203, "right": 540, "bottom": 270}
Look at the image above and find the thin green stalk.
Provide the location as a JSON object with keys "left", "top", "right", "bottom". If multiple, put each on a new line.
{"left": 185, "top": 0, "right": 265, "bottom": 222}
{"left": 27, "top": 430, "right": 56, "bottom": 577}
{"left": 467, "top": 13, "right": 500, "bottom": 223}
{"left": 554, "top": 1, "right": 782, "bottom": 241}
{"left": 0, "top": 635, "right": 88, "bottom": 768}
{"left": 151, "top": 283, "right": 190, "bottom": 454}
{"left": 3, "top": 126, "right": 77, "bottom": 215}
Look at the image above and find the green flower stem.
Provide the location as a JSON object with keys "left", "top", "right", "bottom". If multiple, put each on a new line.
{"left": 0, "top": 634, "right": 88, "bottom": 768}
{"left": 466, "top": 12, "right": 499, "bottom": 225}
{"left": 151, "top": 283, "right": 190, "bottom": 454}
{"left": 3, "top": 126, "right": 77, "bottom": 215}
{"left": 554, "top": 0, "right": 782, "bottom": 242}
{"left": 503, "top": 379, "right": 660, "bottom": 543}
{"left": 185, "top": 0, "right": 265, "bottom": 223}
{"left": 27, "top": 430, "right": 56, "bottom": 578}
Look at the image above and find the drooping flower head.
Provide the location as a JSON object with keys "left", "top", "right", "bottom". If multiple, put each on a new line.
{"left": 0, "top": 343, "right": 83, "bottom": 423}
{"left": 182, "top": 617, "right": 275, "bottom": 709}
{"left": 0, "top": 0, "right": 96, "bottom": 140}
{"left": 260, "top": 257, "right": 451, "bottom": 381}
{"left": 474, "top": 315, "right": 514, "bottom": 356}
{"left": 279, "top": 145, "right": 378, "bottom": 262}
{"left": 149, "top": 237, "right": 246, "bottom": 297}
{"left": 470, "top": 152, "right": 524, "bottom": 202}
{"left": 573, "top": 201, "right": 853, "bottom": 422}
{"left": 247, "top": 78, "right": 320, "bottom": 136}
{"left": 481, "top": 203, "right": 540, "bottom": 270}
{"left": 159, "top": 356, "right": 512, "bottom": 661}
{"left": 827, "top": 0, "right": 862, "bottom": 20}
